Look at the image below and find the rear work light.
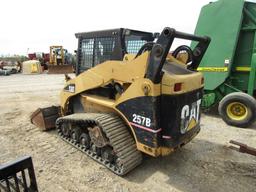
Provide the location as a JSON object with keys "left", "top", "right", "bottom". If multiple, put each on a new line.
{"left": 174, "top": 83, "right": 182, "bottom": 92}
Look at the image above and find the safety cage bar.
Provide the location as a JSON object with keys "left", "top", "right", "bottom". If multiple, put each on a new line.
{"left": 75, "top": 28, "right": 155, "bottom": 75}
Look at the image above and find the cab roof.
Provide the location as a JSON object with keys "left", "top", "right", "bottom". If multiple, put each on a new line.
{"left": 75, "top": 28, "right": 154, "bottom": 40}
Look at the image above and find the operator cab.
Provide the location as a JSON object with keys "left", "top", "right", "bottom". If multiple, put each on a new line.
{"left": 75, "top": 28, "right": 155, "bottom": 75}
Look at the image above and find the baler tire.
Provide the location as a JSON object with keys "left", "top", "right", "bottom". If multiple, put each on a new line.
{"left": 218, "top": 92, "right": 256, "bottom": 128}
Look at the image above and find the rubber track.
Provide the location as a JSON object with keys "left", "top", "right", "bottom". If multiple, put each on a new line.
{"left": 56, "top": 113, "right": 142, "bottom": 175}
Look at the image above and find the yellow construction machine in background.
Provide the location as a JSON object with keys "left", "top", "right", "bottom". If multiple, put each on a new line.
{"left": 47, "top": 45, "right": 74, "bottom": 74}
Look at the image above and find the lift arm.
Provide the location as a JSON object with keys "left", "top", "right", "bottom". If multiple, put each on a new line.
{"left": 145, "top": 27, "right": 210, "bottom": 83}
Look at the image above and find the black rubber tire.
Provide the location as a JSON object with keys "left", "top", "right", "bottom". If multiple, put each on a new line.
{"left": 218, "top": 92, "right": 256, "bottom": 128}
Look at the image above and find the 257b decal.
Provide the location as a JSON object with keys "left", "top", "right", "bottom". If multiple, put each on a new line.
{"left": 132, "top": 114, "right": 151, "bottom": 127}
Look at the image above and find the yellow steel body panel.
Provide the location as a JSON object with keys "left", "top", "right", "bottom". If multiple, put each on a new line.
{"left": 161, "top": 72, "right": 203, "bottom": 95}
{"left": 60, "top": 52, "right": 150, "bottom": 110}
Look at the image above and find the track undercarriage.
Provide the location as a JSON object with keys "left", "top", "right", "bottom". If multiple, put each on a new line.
{"left": 56, "top": 113, "right": 142, "bottom": 175}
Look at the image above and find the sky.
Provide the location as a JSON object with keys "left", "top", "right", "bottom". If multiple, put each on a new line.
{"left": 0, "top": 0, "right": 212, "bottom": 55}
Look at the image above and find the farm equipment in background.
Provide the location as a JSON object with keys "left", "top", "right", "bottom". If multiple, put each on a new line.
{"left": 28, "top": 47, "right": 75, "bottom": 74}
{"left": 193, "top": 0, "right": 256, "bottom": 127}
{"left": 22, "top": 60, "right": 43, "bottom": 74}
{"left": 0, "top": 61, "right": 11, "bottom": 76}
{"left": 0, "top": 60, "right": 22, "bottom": 75}
{"left": 31, "top": 27, "right": 210, "bottom": 175}
{"left": 28, "top": 52, "right": 49, "bottom": 70}
{"left": 47, "top": 45, "right": 74, "bottom": 74}
{"left": 0, "top": 156, "right": 38, "bottom": 192}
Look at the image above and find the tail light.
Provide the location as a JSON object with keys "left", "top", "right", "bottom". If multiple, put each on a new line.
{"left": 174, "top": 83, "right": 182, "bottom": 92}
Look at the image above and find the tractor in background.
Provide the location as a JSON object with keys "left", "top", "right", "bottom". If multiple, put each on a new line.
{"left": 193, "top": 0, "right": 256, "bottom": 127}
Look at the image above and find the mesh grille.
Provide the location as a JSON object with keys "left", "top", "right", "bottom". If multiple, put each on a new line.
{"left": 81, "top": 38, "right": 94, "bottom": 69}
{"left": 125, "top": 40, "right": 146, "bottom": 54}
{"left": 94, "top": 37, "right": 115, "bottom": 65}
{"left": 80, "top": 37, "right": 116, "bottom": 69}
{"left": 79, "top": 33, "right": 149, "bottom": 72}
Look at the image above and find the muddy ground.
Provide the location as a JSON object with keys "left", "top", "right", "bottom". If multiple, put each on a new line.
{"left": 0, "top": 74, "right": 256, "bottom": 192}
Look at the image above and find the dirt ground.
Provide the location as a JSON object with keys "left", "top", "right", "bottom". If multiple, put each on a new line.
{"left": 0, "top": 74, "right": 256, "bottom": 192}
